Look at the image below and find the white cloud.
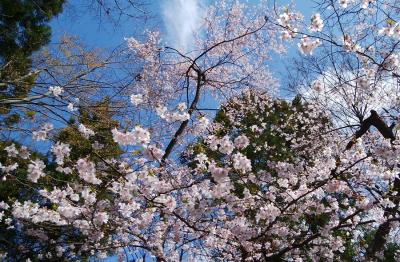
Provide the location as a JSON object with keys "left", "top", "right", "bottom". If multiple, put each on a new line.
{"left": 162, "top": 0, "right": 203, "bottom": 51}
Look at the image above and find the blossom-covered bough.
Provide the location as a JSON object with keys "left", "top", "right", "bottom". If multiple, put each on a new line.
{"left": 0, "top": 1, "right": 280, "bottom": 261}
{"left": 2, "top": 0, "right": 400, "bottom": 261}
{"left": 275, "top": 0, "right": 400, "bottom": 260}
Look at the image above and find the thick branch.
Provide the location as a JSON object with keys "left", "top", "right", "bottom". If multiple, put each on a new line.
{"left": 346, "top": 110, "right": 395, "bottom": 150}
{"left": 346, "top": 110, "right": 398, "bottom": 258}
{"left": 161, "top": 71, "right": 203, "bottom": 164}
{"left": 366, "top": 177, "right": 400, "bottom": 259}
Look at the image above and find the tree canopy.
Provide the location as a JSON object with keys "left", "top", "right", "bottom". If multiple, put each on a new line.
{"left": 2, "top": 0, "right": 400, "bottom": 261}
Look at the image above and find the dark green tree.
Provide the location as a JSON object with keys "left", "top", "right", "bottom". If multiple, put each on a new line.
{"left": 184, "top": 91, "right": 330, "bottom": 196}
{"left": 0, "top": 0, "right": 65, "bottom": 114}
{"left": 184, "top": 90, "right": 400, "bottom": 261}
{"left": 56, "top": 97, "right": 123, "bottom": 163}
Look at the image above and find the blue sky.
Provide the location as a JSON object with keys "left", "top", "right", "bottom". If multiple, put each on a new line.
{"left": 49, "top": 0, "right": 161, "bottom": 49}
{"left": 49, "top": 0, "right": 315, "bottom": 51}
{"left": 49, "top": 0, "right": 316, "bottom": 100}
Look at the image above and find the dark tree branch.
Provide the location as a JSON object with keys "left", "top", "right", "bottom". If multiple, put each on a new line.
{"left": 345, "top": 110, "right": 395, "bottom": 150}
{"left": 161, "top": 70, "right": 203, "bottom": 164}
{"left": 345, "top": 110, "right": 399, "bottom": 258}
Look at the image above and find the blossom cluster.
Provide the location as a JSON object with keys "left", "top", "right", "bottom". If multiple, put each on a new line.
{"left": 298, "top": 36, "right": 321, "bottom": 55}
{"left": 48, "top": 86, "right": 64, "bottom": 97}
{"left": 111, "top": 126, "right": 151, "bottom": 146}
{"left": 78, "top": 124, "right": 95, "bottom": 139}
{"left": 32, "top": 123, "right": 53, "bottom": 141}
{"left": 309, "top": 13, "right": 324, "bottom": 32}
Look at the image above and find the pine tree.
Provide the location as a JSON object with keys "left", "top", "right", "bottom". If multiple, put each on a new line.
{"left": 0, "top": 0, "right": 65, "bottom": 114}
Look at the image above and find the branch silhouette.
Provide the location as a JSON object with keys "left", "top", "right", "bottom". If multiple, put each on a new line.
{"left": 345, "top": 110, "right": 395, "bottom": 150}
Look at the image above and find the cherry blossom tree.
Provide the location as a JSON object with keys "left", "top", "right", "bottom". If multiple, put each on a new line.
{"left": 277, "top": 0, "right": 400, "bottom": 259}
{"left": 2, "top": 0, "right": 400, "bottom": 261}
{"left": 0, "top": 1, "right": 283, "bottom": 260}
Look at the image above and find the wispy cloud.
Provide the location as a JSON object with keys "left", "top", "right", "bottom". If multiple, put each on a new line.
{"left": 162, "top": 0, "right": 203, "bottom": 51}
